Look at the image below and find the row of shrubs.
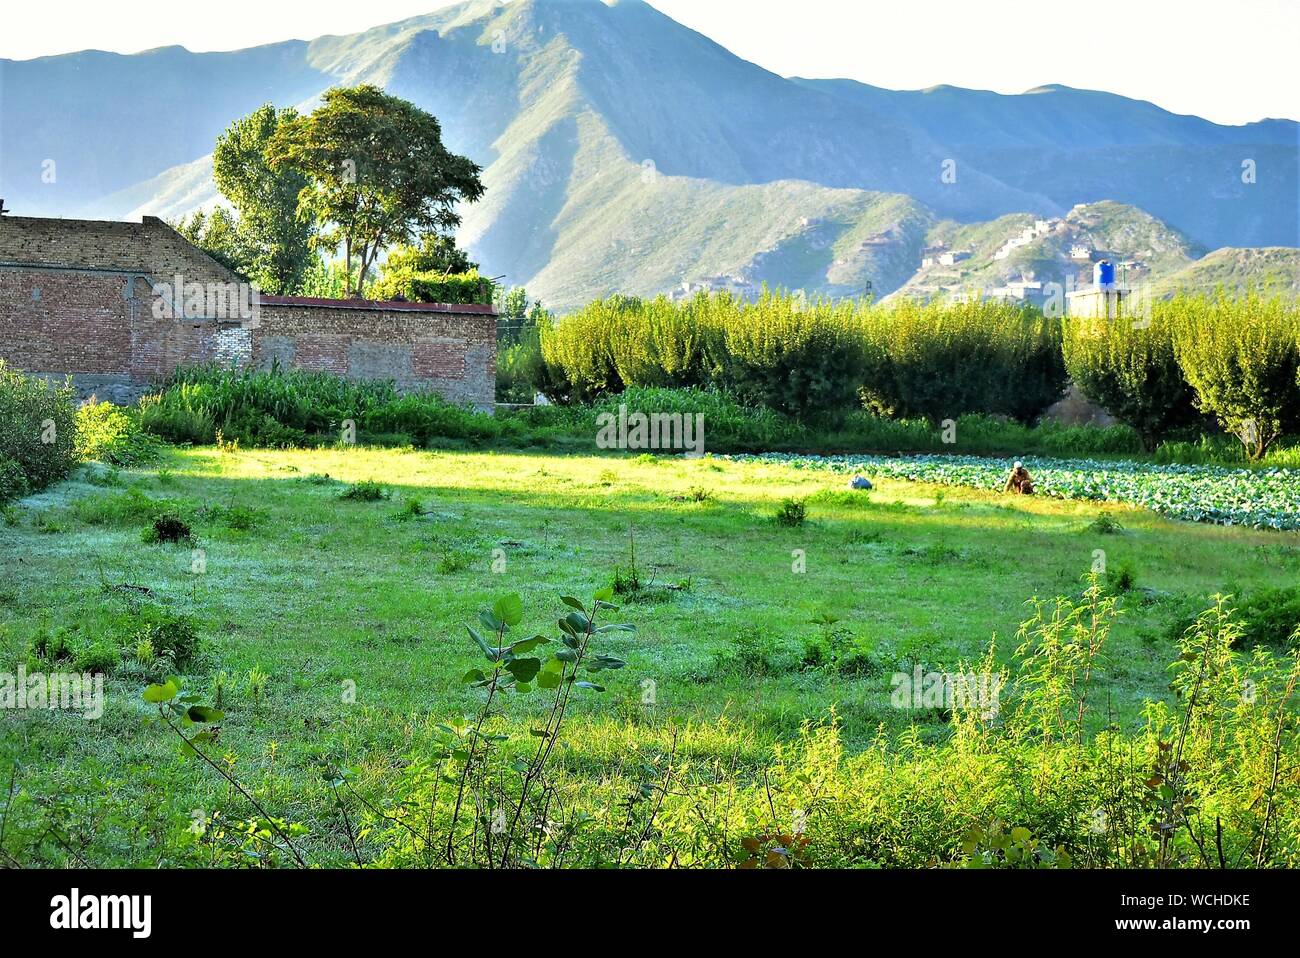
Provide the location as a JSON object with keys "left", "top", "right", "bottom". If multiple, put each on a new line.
{"left": 538, "top": 292, "right": 1067, "bottom": 423}
{"left": 1066, "top": 293, "right": 1300, "bottom": 456}
{"left": 536, "top": 290, "right": 1300, "bottom": 459}
{"left": 130, "top": 366, "right": 1298, "bottom": 466}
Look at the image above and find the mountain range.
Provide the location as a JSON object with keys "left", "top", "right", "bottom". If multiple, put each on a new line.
{"left": 1, "top": 0, "right": 1296, "bottom": 309}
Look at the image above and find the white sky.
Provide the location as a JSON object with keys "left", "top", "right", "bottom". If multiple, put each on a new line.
{"left": 1, "top": 0, "right": 1296, "bottom": 125}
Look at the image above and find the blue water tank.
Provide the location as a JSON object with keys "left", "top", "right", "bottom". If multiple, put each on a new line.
{"left": 1094, "top": 260, "right": 1116, "bottom": 288}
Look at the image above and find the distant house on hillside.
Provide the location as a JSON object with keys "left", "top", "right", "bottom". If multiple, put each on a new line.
{"left": 670, "top": 274, "right": 758, "bottom": 301}
{"left": 1070, "top": 244, "right": 1092, "bottom": 260}
{"left": 938, "top": 250, "right": 971, "bottom": 266}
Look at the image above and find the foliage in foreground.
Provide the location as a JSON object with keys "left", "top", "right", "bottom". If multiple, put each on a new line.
{"left": 9, "top": 578, "right": 1291, "bottom": 869}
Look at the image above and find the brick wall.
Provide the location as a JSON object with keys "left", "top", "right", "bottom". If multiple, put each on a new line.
{"left": 0, "top": 216, "right": 497, "bottom": 410}
{"left": 256, "top": 298, "right": 496, "bottom": 410}
{"left": 0, "top": 215, "right": 239, "bottom": 286}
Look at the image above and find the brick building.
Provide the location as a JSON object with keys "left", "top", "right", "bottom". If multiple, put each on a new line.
{"left": 0, "top": 214, "right": 497, "bottom": 410}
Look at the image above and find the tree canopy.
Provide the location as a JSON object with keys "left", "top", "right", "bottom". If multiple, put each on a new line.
{"left": 267, "top": 85, "right": 485, "bottom": 297}
{"left": 211, "top": 104, "right": 315, "bottom": 294}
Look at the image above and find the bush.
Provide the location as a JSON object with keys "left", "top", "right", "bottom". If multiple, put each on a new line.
{"left": 717, "top": 291, "right": 868, "bottom": 418}
{"left": 74, "top": 400, "right": 159, "bottom": 465}
{"left": 25, "top": 598, "right": 202, "bottom": 675}
{"left": 359, "top": 394, "right": 505, "bottom": 446}
{"left": 592, "top": 386, "right": 799, "bottom": 452}
{"left": 538, "top": 296, "right": 640, "bottom": 403}
{"left": 0, "top": 361, "right": 77, "bottom": 502}
{"left": 1237, "top": 587, "right": 1300, "bottom": 648}
{"left": 541, "top": 290, "right": 868, "bottom": 417}
{"left": 339, "top": 480, "right": 388, "bottom": 502}
{"left": 141, "top": 364, "right": 395, "bottom": 445}
{"left": 496, "top": 334, "right": 546, "bottom": 404}
{"left": 774, "top": 497, "right": 807, "bottom": 527}
{"left": 1171, "top": 293, "right": 1300, "bottom": 459}
{"left": 143, "top": 513, "right": 195, "bottom": 545}
{"left": 369, "top": 267, "right": 496, "bottom": 306}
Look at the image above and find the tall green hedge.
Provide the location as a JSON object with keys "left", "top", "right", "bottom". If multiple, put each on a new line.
{"left": 1171, "top": 294, "right": 1300, "bottom": 459}
{"left": 540, "top": 291, "right": 869, "bottom": 416}
{"left": 538, "top": 290, "right": 1297, "bottom": 442}
{"left": 717, "top": 292, "right": 867, "bottom": 418}
{"left": 1063, "top": 302, "right": 1203, "bottom": 450}
{"left": 858, "top": 299, "right": 1067, "bottom": 424}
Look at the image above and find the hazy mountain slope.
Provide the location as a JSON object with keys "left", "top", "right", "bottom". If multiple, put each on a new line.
{"left": 0, "top": 42, "right": 333, "bottom": 214}
{"left": 799, "top": 79, "right": 1300, "bottom": 248}
{"left": 0, "top": 0, "right": 1294, "bottom": 309}
{"left": 510, "top": 112, "right": 936, "bottom": 305}
{"left": 78, "top": 155, "right": 219, "bottom": 222}
{"left": 1148, "top": 247, "right": 1300, "bottom": 297}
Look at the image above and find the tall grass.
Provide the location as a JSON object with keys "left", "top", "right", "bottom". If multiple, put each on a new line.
{"left": 140, "top": 364, "right": 507, "bottom": 448}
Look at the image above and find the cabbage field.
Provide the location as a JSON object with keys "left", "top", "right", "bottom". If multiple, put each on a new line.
{"left": 730, "top": 453, "right": 1300, "bottom": 530}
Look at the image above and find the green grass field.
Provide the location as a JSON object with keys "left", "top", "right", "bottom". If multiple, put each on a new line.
{"left": 3, "top": 445, "right": 1299, "bottom": 867}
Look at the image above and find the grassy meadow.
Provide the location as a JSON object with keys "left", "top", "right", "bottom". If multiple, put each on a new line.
{"left": 3, "top": 443, "right": 1299, "bottom": 866}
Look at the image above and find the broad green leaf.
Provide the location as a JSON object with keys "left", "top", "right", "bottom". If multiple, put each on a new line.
{"left": 467, "top": 625, "right": 498, "bottom": 661}
{"left": 143, "top": 681, "right": 178, "bottom": 704}
{"left": 493, "top": 593, "right": 525, "bottom": 627}
{"left": 510, "top": 635, "right": 550, "bottom": 654}
{"left": 505, "top": 657, "right": 542, "bottom": 684}
{"left": 186, "top": 705, "right": 224, "bottom": 723}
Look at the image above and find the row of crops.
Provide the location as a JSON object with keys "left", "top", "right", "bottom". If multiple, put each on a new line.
{"left": 733, "top": 453, "right": 1300, "bottom": 530}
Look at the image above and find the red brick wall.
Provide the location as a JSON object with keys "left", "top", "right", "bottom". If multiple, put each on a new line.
{"left": 0, "top": 216, "right": 498, "bottom": 410}
{"left": 0, "top": 215, "right": 240, "bottom": 287}
{"left": 255, "top": 300, "right": 497, "bottom": 409}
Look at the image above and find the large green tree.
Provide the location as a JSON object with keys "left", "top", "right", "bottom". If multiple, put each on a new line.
{"left": 1062, "top": 306, "right": 1203, "bottom": 450}
{"left": 267, "top": 85, "right": 485, "bottom": 297}
{"left": 212, "top": 104, "right": 314, "bottom": 293}
{"left": 1171, "top": 294, "right": 1300, "bottom": 459}
{"left": 174, "top": 207, "right": 244, "bottom": 275}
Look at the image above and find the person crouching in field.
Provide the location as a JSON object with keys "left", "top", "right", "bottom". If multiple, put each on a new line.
{"left": 1004, "top": 460, "right": 1035, "bottom": 495}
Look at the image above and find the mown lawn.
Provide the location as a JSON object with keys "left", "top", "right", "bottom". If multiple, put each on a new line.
{"left": 2, "top": 444, "right": 1299, "bottom": 865}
